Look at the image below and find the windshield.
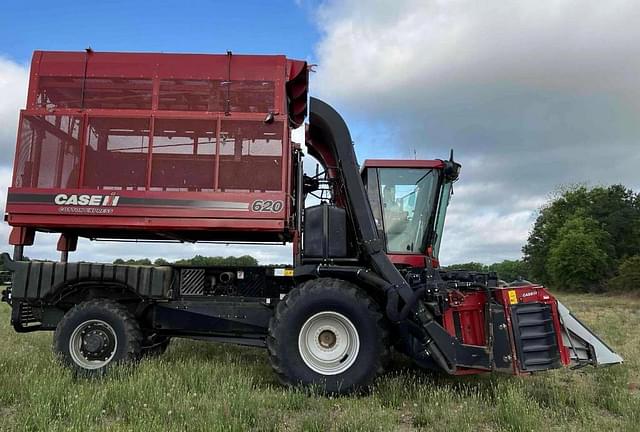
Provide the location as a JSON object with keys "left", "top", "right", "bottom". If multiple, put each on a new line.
{"left": 377, "top": 168, "right": 439, "bottom": 253}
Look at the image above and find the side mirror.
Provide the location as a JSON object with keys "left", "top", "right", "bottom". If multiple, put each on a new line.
{"left": 443, "top": 149, "right": 461, "bottom": 182}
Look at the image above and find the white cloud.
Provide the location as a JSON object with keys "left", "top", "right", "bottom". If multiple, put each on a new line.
{"left": 315, "top": 0, "right": 640, "bottom": 106}
{"left": 440, "top": 206, "right": 536, "bottom": 264}
{"left": 312, "top": 0, "right": 640, "bottom": 264}
{"left": 0, "top": 57, "right": 28, "bottom": 158}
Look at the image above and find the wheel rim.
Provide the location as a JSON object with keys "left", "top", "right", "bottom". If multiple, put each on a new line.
{"left": 68, "top": 319, "right": 118, "bottom": 369}
{"left": 298, "top": 311, "right": 360, "bottom": 375}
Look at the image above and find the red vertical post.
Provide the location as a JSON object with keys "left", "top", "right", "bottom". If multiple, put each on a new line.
{"left": 57, "top": 233, "right": 78, "bottom": 263}
{"left": 151, "top": 68, "right": 159, "bottom": 110}
{"left": 11, "top": 112, "right": 26, "bottom": 187}
{"left": 78, "top": 113, "right": 88, "bottom": 187}
{"left": 26, "top": 51, "right": 42, "bottom": 108}
{"left": 32, "top": 121, "right": 44, "bottom": 187}
{"left": 53, "top": 115, "right": 64, "bottom": 187}
{"left": 281, "top": 119, "right": 289, "bottom": 198}
{"left": 214, "top": 115, "right": 221, "bottom": 190}
{"left": 146, "top": 116, "right": 155, "bottom": 190}
{"left": 9, "top": 227, "right": 35, "bottom": 246}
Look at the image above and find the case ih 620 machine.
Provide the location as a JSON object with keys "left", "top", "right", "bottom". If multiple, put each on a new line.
{"left": 2, "top": 51, "right": 621, "bottom": 393}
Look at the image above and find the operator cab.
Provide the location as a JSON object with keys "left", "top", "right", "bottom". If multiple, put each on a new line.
{"left": 361, "top": 159, "right": 459, "bottom": 267}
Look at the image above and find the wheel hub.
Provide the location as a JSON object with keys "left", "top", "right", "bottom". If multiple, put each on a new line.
{"left": 318, "top": 330, "right": 337, "bottom": 349}
{"left": 298, "top": 311, "right": 360, "bottom": 375}
{"left": 69, "top": 320, "right": 118, "bottom": 369}
{"left": 83, "top": 331, "right": 106, "bottom": 353}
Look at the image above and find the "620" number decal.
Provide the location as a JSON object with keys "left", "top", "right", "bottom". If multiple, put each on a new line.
{"left": 251, "top": 200, "right": 284, "bottom": 212}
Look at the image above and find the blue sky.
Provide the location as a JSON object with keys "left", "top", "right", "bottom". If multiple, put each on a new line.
{"left": 1, "top": 1, "right": 639, "bottom": 266}
{"left": 0, "top": 1, "right": 318, "bottom": 64}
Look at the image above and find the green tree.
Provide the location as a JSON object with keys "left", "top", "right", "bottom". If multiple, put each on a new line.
{"left": 114, "top": 255, "right": 259, "bottom": 266}
{"left": 546, "top": 216, "right": 611, "bottom": 292}
{"left": 112, "top": 258, "right": 152, "bottom": 265}
{"left": 174, "top": 255, "right": 258, "bottom": 266}
{"left": 608, "top": 255, "right": 640, "bottom": 292}
{"left": 442, "top": 262, "right": 488, "bottom": 272}
{"left": 587, "top": 185, "right": 640, "bottom": 260}
{"left": 523, "top": 185, "right": 639, "bottom": 284}
{"left": 488, "top": 260, "right": 530, "bottom": 282}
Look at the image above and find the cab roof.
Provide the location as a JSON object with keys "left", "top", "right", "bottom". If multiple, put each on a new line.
{"left": 362, "top": 160, "right": 445, "bottom": 169}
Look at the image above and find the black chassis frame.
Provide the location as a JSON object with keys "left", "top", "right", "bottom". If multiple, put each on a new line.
{"left": 1, "top": 254, "right": 295, "bottom": 348}
{"left": 2, "top": 251, "right": 519, "bottom": 373}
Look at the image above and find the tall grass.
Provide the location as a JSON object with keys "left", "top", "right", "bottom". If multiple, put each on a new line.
{"left": 0, "top": 293, "right": 637, "bottom": 431}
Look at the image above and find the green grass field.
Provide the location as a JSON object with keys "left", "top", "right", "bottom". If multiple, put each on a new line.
{"left": 0, "top": 293, "right": 638, "bottom": 432}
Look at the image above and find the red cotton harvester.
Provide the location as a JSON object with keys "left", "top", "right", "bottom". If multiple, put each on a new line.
{"left": 1, "top": 50, "right": 622, "bottom": 394}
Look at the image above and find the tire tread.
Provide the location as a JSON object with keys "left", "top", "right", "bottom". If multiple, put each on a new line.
{"left": 53, "top": 299, "right": 143, "bottom": 374}
{"left": 267, "top": 278, "right": 389, "bottom": 394}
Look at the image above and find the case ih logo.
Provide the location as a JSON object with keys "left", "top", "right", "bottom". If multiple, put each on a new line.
{"left": 54, "top": 194, "right": 120, "bottom": 207}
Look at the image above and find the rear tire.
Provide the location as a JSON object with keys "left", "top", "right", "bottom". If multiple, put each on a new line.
{"left": 53, "top": 299, "right": 143, "bottom": 376}
{"left": 267, "top": 278, "right": 389, "bottom": 394}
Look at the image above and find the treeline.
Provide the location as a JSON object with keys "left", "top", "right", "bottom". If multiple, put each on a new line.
{"left": 523, "top": 184, "right": 639, "bottom": 292}
{"left": 443, "top": 260, "right": 530, "bottom": 283}
{"left": 113, "top": 255, "right": 258, "bottom": 267}
{"left": 448, "top": 185, "right": 640, "bottom": 293}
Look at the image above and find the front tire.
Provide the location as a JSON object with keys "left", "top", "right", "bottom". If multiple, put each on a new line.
{"left": 53, "top": 299, "right": 143, "bottom": 376}
{"left": 267, "top": 278, "right": 389, "bottom": 394}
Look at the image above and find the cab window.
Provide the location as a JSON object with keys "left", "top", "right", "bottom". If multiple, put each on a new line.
{"left": 377, "top": 168, "right": 438, "bottom": 253}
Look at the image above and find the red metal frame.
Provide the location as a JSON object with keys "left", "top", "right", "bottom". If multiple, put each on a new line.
{"left": 7, "top": 51, "right": 308, "bottom": 246}
{"left": 442, "top": 291, "right": 487, "bottom": 346}
{"left": 26, "top": 51, "right": 297, "bottom": 111}
{"left": 441, "top": 284, "right": 570, "bottom": 376}
{"left": 385, "top": 254, "right": 427, "bottom": 268}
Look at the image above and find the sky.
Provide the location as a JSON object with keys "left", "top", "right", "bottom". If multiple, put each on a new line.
{"left": 0, "top": 0, "right": 639, "bottom": 265}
